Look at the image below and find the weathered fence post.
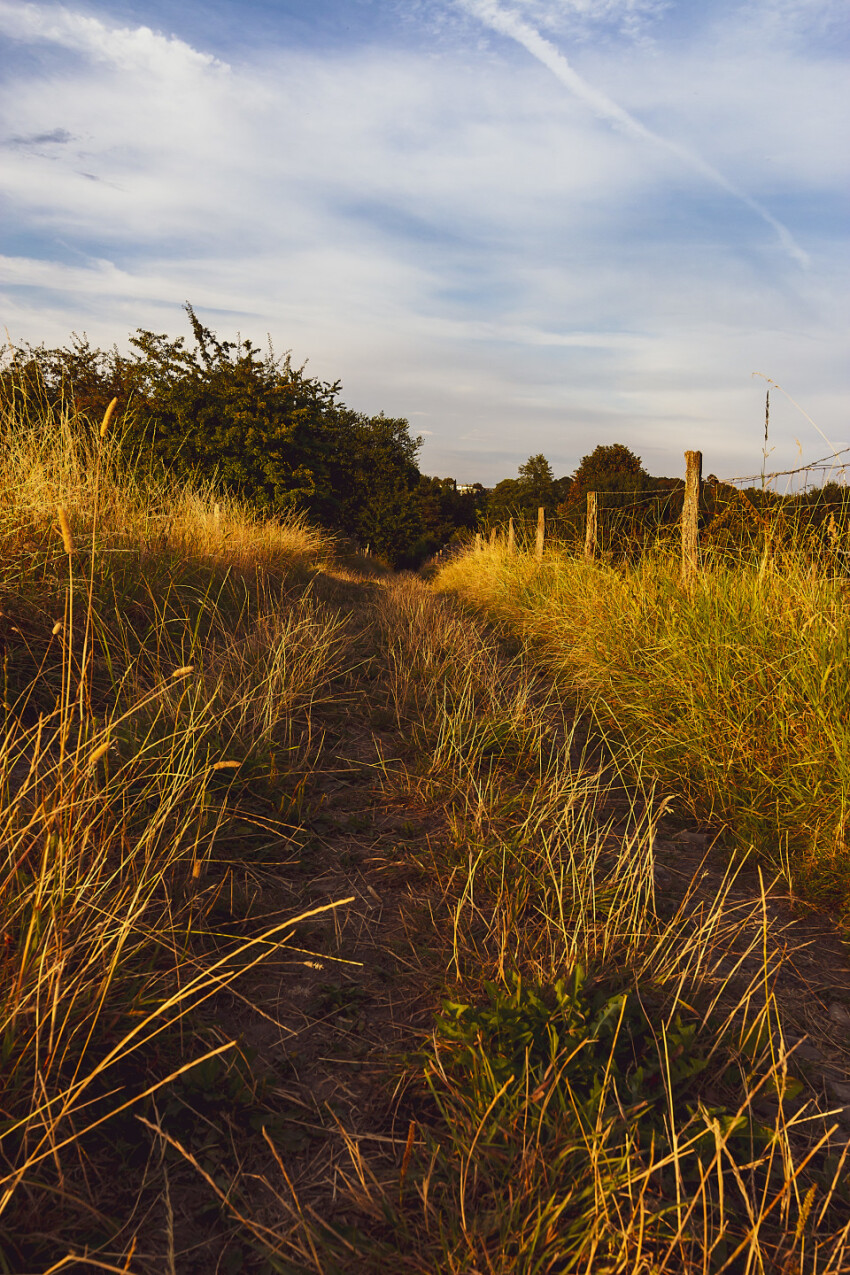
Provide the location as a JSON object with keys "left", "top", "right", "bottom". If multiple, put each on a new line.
{"left": 213, "top": 502, "right": 221, "bottom": 528}
{"left": 535, "top": 507, "right": 545, "bottom": 564}
{"left": 584, "top": 492, "right": 598, "bottom": 561}
{"left": 475, "top": 532, "right": 482, "bottom": 555}
{"left": 682, "top": 450, "right": 702, "bottom": 586}
{"left": 489, "top": 526, "right": 497, "bottom": 548}
{"left": 507, "top": 517, "right": 515, "bottom": 554}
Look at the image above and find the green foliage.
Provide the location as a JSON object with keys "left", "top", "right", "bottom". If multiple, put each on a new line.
{"left": 517, "top": 452, "right": 555, "bottom": 507}
{"left": 1, "top": 307, "right": 447, "bottom": 566}
{"left": 485, "top": 454, "right": 568, "bottom": 525}
{"left": 485, "top": 476, "right": 524, "bottom": 523}
{"left": 568, "top": 443, "right": 647, "bottom": 500}
{"left": 436, "top": 969, "right": 713, "bottom": 1148}
{"left": 420, "top": 971, "right": 783, "bottom": 1269}
{"left": 406, "top": 476, "right": 482, "bottom": 564}
{"left": 556, "top": 444, "right": 654, "bottom": 548}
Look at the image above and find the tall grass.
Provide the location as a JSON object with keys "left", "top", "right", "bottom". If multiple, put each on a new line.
{"left": 0, "top": 389, "right": 349, "bottom": 1263}
{"left": 254, "top": 577, "right": 850, "bottom": 1273}
{"left": 436, "top": 541, "right": 850, "bottom": 912}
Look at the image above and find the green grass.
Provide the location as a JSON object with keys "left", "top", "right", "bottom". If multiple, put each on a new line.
{"left": 437, "top": 540, "right": 850, "bottom": 912}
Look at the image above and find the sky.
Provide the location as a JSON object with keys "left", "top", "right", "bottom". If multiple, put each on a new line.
{"left": 1, "top": 0, "right": 848, "bottom": 485}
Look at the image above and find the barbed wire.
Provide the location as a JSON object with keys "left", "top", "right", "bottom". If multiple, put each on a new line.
{"left": 718, "top": 446, "right": 850, "bottom": 487}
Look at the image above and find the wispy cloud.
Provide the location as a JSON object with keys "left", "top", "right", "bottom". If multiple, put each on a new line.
{"left": 7, "top": 127, "right": 74, "bottom": 146}
{"left": 456, "top": 0, "right": 809, "bottom": 265}
{"left": 483, "top": 0, "right": 670, "bottom": 38}
{"left": 0, "top": 0, "right": 228, "bottom": 74}
{"left": 726, "top": 0, "right": 849, "bottom": 45}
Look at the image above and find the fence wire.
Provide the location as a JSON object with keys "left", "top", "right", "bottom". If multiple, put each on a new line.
{"left": 488, "top": 460, "right": 850, "bottom": 569}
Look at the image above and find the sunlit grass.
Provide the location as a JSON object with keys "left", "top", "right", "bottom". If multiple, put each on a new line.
{"left": 4, "top": 371, "right": 849, "bottom": 1269}
{"left": 240, "top": 575, "right": 849, "bottom": 1273}
{"left": 436, "top": 540, "right": 850, "bottom": 912}
{"left": 0, "top": 388, "right": 350, "bottom": 1258}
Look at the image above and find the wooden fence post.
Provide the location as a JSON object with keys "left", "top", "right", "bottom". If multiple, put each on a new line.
{"left": 489, "top": 526, "right": 497, "bottom": 548}
{"left": 507, "top": 517, "right": 515, "bottom": 554}
{"left": 475, "top": 532, "right": 482, "bottom": 555}
{"left": 682, "top": 450, "right": 702, "bottom": 586}
{"left": 535, "top": 507, "right": 545, "bottom": 564}
{"left": 584, "top": 492, "right": 598, "bottom": 561}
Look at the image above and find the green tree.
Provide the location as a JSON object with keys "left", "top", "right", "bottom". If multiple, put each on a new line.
{"left": 561, "top": 444, "right": 660, "bottom": 556}
{"left": 405, "top": 477, "right": 483, "bottom": 565}
{"left": 567, "top": 444, "right": 648, "bottom": 506}
{"left": 486, "top": 454, "right": 560, "bottom": 526}
{"left": 486, "top": 477, "right": 524, "bottom": 524}
{"left": 517, "top": 453, "right": 556, "bottom": 509}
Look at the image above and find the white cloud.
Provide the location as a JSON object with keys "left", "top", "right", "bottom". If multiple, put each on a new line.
{"left": 480, "top": 0, "right": 670, "bottom": 37}
{"left": 722, "top": 0, "right": 849, "bottom": 47}
{"left": 0, "top": 1, "right": 228, "bottom": 74}
{"left": 0, "top": 0, "right": 847, "bottom": 484}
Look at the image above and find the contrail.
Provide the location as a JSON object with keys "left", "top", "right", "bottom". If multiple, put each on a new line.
{"left": 459, "top": 0, "right": 808, "bottom": 266}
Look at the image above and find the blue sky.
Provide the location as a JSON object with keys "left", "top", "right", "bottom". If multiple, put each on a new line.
{"left": 1, "top": 0, "right": 847, "bottom": 484}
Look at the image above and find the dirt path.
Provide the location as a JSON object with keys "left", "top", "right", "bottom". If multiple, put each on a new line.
{"left": 123, "top": 570, "right": 451, "bottom": 1272}
{"left": 124, "top": 568, "right": 850, "bottom": 1274}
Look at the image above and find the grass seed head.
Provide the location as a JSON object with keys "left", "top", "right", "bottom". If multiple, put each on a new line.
{"left": 99, "top": 397, "right": 118, "bottom": 439}
{"left": 57, "top": 504, "right": 75, "bottom": 556}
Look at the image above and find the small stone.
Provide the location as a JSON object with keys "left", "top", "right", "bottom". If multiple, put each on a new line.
{"left": 828, "top": 1003, "right": 850, "bottom": 1028}
{"left": 791, "top": 1039, "right": 823, "bottom": 1063}
{"left": 672, "top": 830, "right": 710, "bottom": 849}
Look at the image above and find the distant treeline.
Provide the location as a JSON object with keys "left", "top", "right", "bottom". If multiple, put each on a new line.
{"left": 1, "top": 306, "right": 483, "bottom": 567}
{"left": 483, "top": 445, "right": 850, "bottom": 562}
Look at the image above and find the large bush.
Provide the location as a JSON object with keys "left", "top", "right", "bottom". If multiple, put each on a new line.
{"left": 2, "top": 306, "right": 428, "bottom": 564}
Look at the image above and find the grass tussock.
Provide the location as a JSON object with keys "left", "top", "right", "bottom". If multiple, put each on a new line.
{"left": 436, "top": 542, "right": 850, "bottom": 912}
{"left": 0, "top": 392, "right": 350, "bottom": 1264}
{"left": 1, "top": 393, "right": 332, "bottom": 579}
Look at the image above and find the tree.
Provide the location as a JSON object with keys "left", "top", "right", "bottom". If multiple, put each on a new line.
{"left": 405, "top": 476, "right": 482, "bottom": 564}
{"left": 565, "top": 444, "right": 649, "bottom": 510}
{"left": 486, "top": 454, "right": 559, "bottom": 525}
{"left": 559, "top": 444, "right": 666, "bottom": 556}
{"left": 485, "top": 478, "right": 524, "bottom": 524}
{"left": 517, "top": 453, "right": 556, "bottom": 509}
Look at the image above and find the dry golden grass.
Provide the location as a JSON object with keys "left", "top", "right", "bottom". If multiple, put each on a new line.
{"left": 436, "top": 538, "right": 850, "bottom": 911}
{"left": 4, "top": 384, "right": 850, "bottom": 1270}
{"left": 0, "top": 392, "right": 351, "bottom": 1266}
